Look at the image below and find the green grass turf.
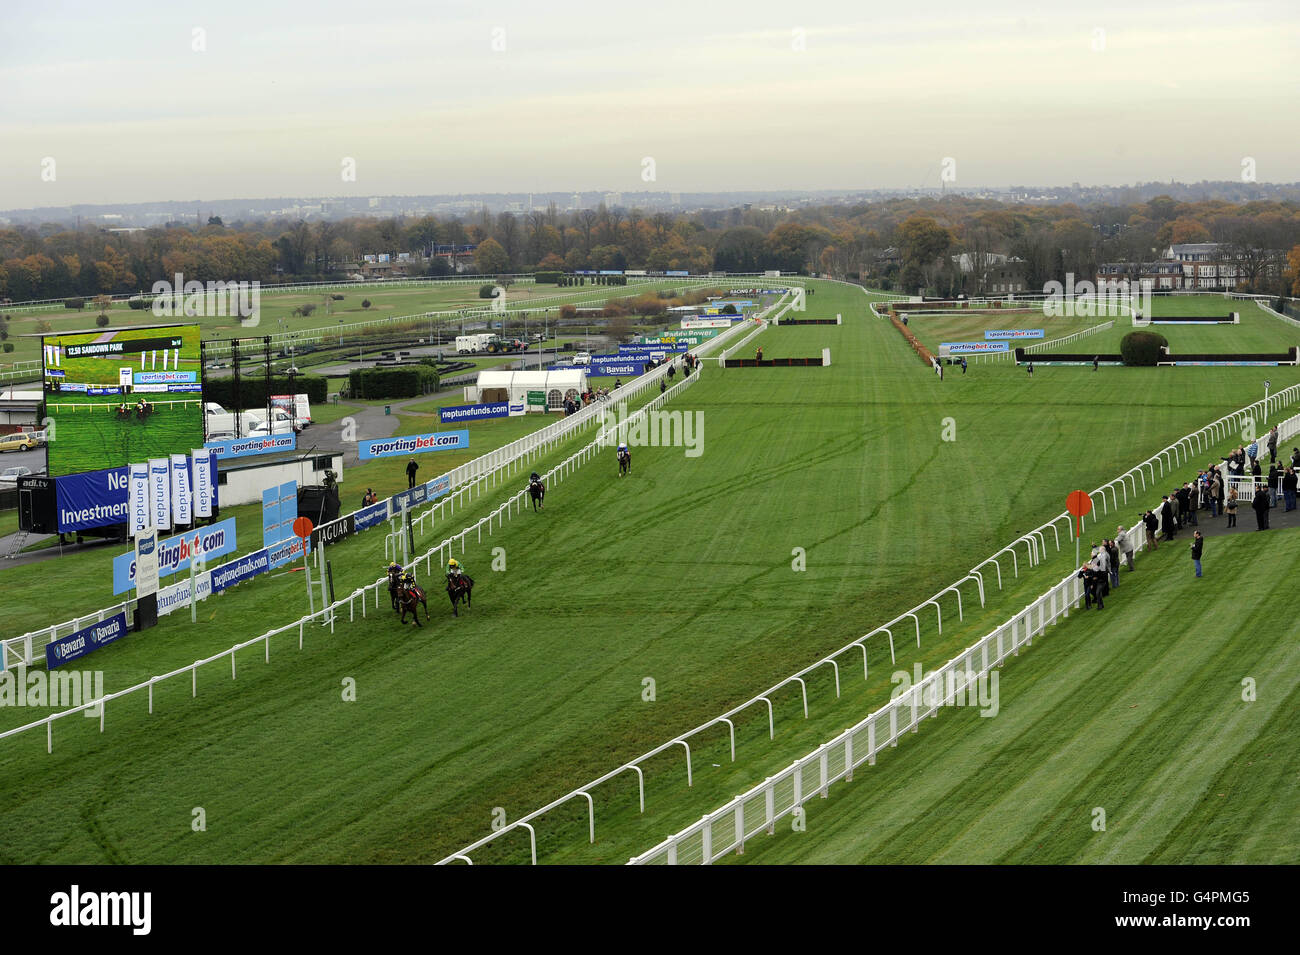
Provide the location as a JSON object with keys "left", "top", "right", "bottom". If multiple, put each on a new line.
{"left": 719, "top": 527, "right": 1300, "bottom": 865}
{"left": 904, "top": 296, "right": 1300, "bottom": 358}
{"left": 0, "top": 280, "right": 1295, "bottom": 864}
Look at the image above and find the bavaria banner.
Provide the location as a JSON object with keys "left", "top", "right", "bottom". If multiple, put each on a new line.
{"left": 149, "top": 458, "right": 172, "bottom": 531}
{"left": 46, "top": 612, "right": 128, "bottom": 669}
{"left": 171, "top": 453, "right": 192, "bottom": 525}
{"left": 54, "top": 466, "right": 130, "bottom": 534}
{"left": 192, "top": 448, "right": 214, "bottom": 517}
{"left": 358, "top": 429, "right": 469, "bottom": 461}
{"left": 128, "top": 462, "right": 150, "bottom": 535}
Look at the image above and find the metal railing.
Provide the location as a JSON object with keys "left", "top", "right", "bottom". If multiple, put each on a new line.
{"left": 628, "top": 570, "right": 1086, "bottom": 864}
{"left": 0, "top": 357, "right": 710, "bottom": 754}
{"left": 0, "top": 295, "right": 782, "bottom": 668}
{"left": 435, "top": 379, "right": 1300, "bottom": 864}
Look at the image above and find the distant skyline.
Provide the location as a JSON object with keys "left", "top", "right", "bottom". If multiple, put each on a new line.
{"left": 3, "top": 0, "right": 1298, "bottom": 209}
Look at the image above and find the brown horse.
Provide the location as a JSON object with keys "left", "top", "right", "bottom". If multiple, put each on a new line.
{"left": 397, "top": 580, "right": 428, "bottom": 626}
{"left": 447, "top": 573, "right": 474, "bottom": 616}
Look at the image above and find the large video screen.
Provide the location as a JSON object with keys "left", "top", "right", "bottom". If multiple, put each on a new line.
{"left": 42, "top": 324, "right": 204, "bottom": 476}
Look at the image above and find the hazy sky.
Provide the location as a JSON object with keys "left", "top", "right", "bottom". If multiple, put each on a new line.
{"left": 2, "top": 0, "right": 1298, "bottom": 208}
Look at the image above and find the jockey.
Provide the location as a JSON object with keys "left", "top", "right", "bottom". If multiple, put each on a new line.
{"left": 528, "top": 471, "right": 541, "bottom": 487}
{"left": 400, "top": 570, "right": 417, "bottom": 591}
{"left": 447, "top": 557, "right": 464, "bottom": 581}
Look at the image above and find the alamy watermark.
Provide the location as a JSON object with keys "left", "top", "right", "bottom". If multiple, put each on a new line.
{"left": 1042, "top": 275, "right": 1153, "bottom": 319}
{"left": 597, "top": 400, "right": 704, "bottom": 457}
{"left": 151, "top": 272, "right": 260, "bottom": 326}
{"left": 890, "top": 663, "right": 999, "bottom": 717}
{"left": 0, "top": 666, "right": 104, "bottom": 714}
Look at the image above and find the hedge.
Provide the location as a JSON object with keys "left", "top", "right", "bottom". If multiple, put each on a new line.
{"left": 204, "top": 374, "right": 329, "bottom": 407}
{"left": 128, "top": 297, "right": 149, "bottom": 310}
{"left": 64, "top": 298, "right": 85, "bottom": 310}
{"left": 534, "top": 271, "right": 563, "bottom": 284}
{"left": 347, "top": 366, "right": 439, "bottom": 399}
{"left": 1120, "top": 331, "right": 1169, "bottom": 367}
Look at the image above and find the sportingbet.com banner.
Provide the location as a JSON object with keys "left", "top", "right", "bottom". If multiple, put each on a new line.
{"left": 358, "top": 429, "right": 469, "bottom": 461}
{"left": 984, "top": 329, "right": 1045, "bottom": 340}
{"left": 941, "top": 341, "right": 1010, "bottom": 354}
{"left": 111, "top": 517, "right": 237, "bottom": 594}
{"left": 205, "top": 433, "right": 296, "bottom": 460}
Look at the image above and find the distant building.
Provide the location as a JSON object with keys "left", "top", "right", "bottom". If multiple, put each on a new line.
{"left": 1097, "top": 262, "right": 1185, "bottom": 290}
{"left": 1164, "top": 242, "right": 1242, "bottom": 289}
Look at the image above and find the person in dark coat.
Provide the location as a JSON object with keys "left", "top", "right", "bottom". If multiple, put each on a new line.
{"left": 1160, "top": 495, "right": 1176, "bottom": 541}
{"left": 1142, "top": 509, "right": 1160, "bottom": 552}
{"left": 1267, "top": 463, "right": 1280, "bottom": 508}
{"left": 1283, "top": 467, "right": 1298, "bottom": 512}
{"left": 406, "top": 457, "right": 419, "bottom": 489}
{"left": 1252, "top": 486, "right": 1270, "bottom": 530}
{"left": 1190, "top": 531, "right": 1204, "bottom": 578}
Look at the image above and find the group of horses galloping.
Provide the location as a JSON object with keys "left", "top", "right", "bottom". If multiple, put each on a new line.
{"left": 387, "top": 564, "right": 473, "bottom": 627}
{"left": 389, "top": 448, "right": 632, "bottom": 627}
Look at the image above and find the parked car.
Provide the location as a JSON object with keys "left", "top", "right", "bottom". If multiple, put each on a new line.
{"left": 573, "top": 351, "right": 592, "bottom": 366}
{"left": 0, "top": 466, "right": 33, "bottom": 485}
{"left": 0, "top": 432, "right": 40, "bottom": 453}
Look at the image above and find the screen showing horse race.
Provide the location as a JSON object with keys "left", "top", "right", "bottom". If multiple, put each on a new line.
{"left": 41, "top": 323, "right": 204, "bottom": 476}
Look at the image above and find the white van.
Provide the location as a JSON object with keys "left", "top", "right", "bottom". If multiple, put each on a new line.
{"left": 573, "top": 351, "right": 592, "bottom": 366}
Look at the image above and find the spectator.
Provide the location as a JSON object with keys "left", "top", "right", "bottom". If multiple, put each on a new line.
{"left": 1225, "top": 487, "right": 1238, "bottom": 528}
{"left": 1190, "top": 531, "right": 1204, "bottom": 578}
{"left": 406, "top": 458, "right": 419, "bottom": 488}
{"left": 1092, "top": 356, "right": 1099, "bottom": 372}
{"left": 1247, "top": 440, "right": 1259, "bottom": 468}
{"left": 960, "top": 357, "right": 968, "bottom": 374}
{"left": 1284, "top": 467, "right": 1298, "bottom": 512}
{"left": 1116, "top": 525, "right": 1136, "bottom": 571}
{"left": 1291, "top": 447, "right": 1300, "bottom": 470}
{"left": 1106, "top": 538, "right": 1120, "bottom": 589}
{"left": 1026, "top": 361, "right": 1034, "bottom": 377}
{"left": 1159, "top": 495, "right": 1176, "bottom": 541}
{"left": 1142, "top": 509, "right": 1159, "bottom": 552}
{"left": 1252, "top": 485, "right": 1270, "bottom": 530}
{"left": 1267, "top": 424, "right": 1278, "bottom": 464}
{"left": 1267, "top": 463, "right": 1280, "bottom": 508}
{"left": 1209, "top": 471, "right": 1222, "bottom": 517}
{"left": 1078, "top": 562, "right": 1105, "bottom": 610}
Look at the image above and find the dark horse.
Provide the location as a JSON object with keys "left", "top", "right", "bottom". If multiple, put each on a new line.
{"left": 528, "top": 478, "right": 545, "bottom": 512}
{"left": 447, "top": 573, "right": 474, "bottom": 616}
{"left": 397, "top": 580, "right": 428, "bottom": 626}
{"left": 135, "top": 401, "right": 153, "bottom": 420}
{"left": 617, "top": 448, "right": 631, "bottom": 477}
{"left": 387, "top": 567, "right": 403, "bottom": 610}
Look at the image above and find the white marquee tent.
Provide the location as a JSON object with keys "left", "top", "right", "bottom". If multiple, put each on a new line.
{"left": 466, "top": 369, "right": 588, "bottom": 411}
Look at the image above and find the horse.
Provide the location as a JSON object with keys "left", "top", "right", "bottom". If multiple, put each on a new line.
{"left": 135, "top": 402, "right": 153, "bottom": 420}
{"left": 447, "top": 573, "right": 474, "bottom": 616}
{"left": 115, "top": 405, "right": 131, "bottom": 421}
{"left": 528, "top": 478, "right": 545, "bottom": 512}
{"left": 617, "top": 448, "right": 631, "bottom": 477}
{"left": 397, "top": 580, "right": 428, "bottom": 626}
{"left": 387, "top": 567, "right": 403, "bottom": 610}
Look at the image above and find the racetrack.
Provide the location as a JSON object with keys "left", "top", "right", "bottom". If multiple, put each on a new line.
{"left": 1, "top": 279, "right": 1296, "bottom": 864}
